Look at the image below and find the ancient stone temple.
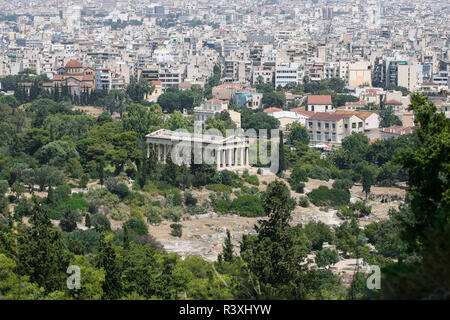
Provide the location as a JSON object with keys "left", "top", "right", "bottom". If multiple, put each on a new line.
{"left": 145, "top": 129, "right": 250, "bottom": 171}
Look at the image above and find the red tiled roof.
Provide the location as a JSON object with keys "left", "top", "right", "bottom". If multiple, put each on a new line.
{"left": 345, "top": 100, "right": 367, "bottom": 106}
{"left": 307, "top": 95, "right": 332, "bottom": 105}
{"left": 385, "top": 100, "right": 403, "bottom": 105}
{"left": 297, "top": 111, "right": 315, "bottom": 118}
{"left": 381, "top": 125, "right": 414, "bottom": 135}
{"left": 215, "top": 83, "right": 243, "bottom": 89}
{"left": 335, "top": 110, "right": 376, "bottom": 120}
{"left": 53, "top": 75, "right": 64, "bottom": 81}
{"left": 309, "top": 112, "right": 347, "bottom": 121}
{"left": 179, "top": 83, "right": 192, "bottom": 88}
{"left": 264, "top": 107, "right": 283, "bottom": 113}
{"left": 82, "top": 75, "right": 94, "bottom": 81}
{"left": 65, "top": 60, "right": 83, "bottom": 68}
{"left": 151, "top": 80, "right": 162, "bottom": 85}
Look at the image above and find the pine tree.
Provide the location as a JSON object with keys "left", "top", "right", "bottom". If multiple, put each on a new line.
{"left": 239, "top": 181, "right": 305, "bottom": 299}
{"left": 17, "top": 197, "right": 70, "bottom": 293}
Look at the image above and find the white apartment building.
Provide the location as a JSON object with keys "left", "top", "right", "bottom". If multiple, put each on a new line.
{"left": 159, "top": 66, "right": 182, "bottom": 91}
{"left": 95, "top": 68, "right": 112, "bottom": 90}
{"left": 275, "top": 63, "right": 299, "bottom": 88}
{"left": 306, "top": 95, "right": 334, "bottom": 112}
{"left": 307, "top": 113, "right": 365, "bottom": 146}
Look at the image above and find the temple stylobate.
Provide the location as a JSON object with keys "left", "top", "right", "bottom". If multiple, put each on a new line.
{"left": 145, "top": 129, "right": 250, "bottom": 171}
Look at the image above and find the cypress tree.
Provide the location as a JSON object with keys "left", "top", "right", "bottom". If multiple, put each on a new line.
{"left": 85, "top": 213, "right": 91, "bottom": 228}
{"left": 99, "top": 161, "right": 105, "bottom": 187}
{"left": 97, "top": 232, "right": 123, "bottom": 299}
{"left": 222, "top": 229, "right": 234, "bottom": 262}
{"left": 123, "top": 224, "right": 130, "bottom": 250}
{"left": 47, "top": 186, "right": 54, "bottom": 204}
{"left": 277, "top": 131, "right": 287, "bottom": 175}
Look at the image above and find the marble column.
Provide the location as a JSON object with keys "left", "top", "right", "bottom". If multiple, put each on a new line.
{"left": 158, "top": 144, "right": 162, "bottom": 162}
{"left": 227, "top": 148, "right": 231, "bottom": 167}
{"left": 240, "top": 147, "right": 244, "bottom": 166}
{"left": 245, "top": 147, "right": 249, "bottom": 166}
{"left": 216, "top": 149, "right": 220, "bottom": 170}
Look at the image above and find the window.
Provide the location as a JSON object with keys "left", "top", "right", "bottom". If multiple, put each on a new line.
{"left": 352, "top": 123, "right": 356, "bottom": 129}
{"left": 332, "top": 123, "right": 336, "bottom": 129}
{"left": 309, "top": 121, "right": 313, "bottom": 128}
{"left": 332, "top": 133, "right": 336, "bottom": 141}
{"left": 316, "top": 132, "right": 321, "bottom": 141}
{"left": 358, "top": 122, "right": 363, "bottom": 128}
{"left": 344, "top": 124, "right": 348, "bottom": 129}
{"left": 325, "top": 123, "right": 329, "bottom": 129}
{"left": 317, "top": 122, "right": 321, "bottom": 128}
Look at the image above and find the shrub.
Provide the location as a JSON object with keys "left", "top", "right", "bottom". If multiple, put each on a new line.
{"left": 294, "top": 182, "right": 305, "bottom": 193}
{"left": 63, "top": 229, "right": 101, "bottom": 253}
{"left": 315, "top": 248, "right": 340, "bottom": 267}
{"left": 145, "top": 205, "right": 163, "bottom": 224}
{"left": 65, "top": 196, "right": 88, "bottom": 212}
{"left": 59, "top": 208, "right": 81, "bottom": 232}
{"left": 214, "top": 199, "right": 231, "bottom": 213}
{"left": 220, "top": 170, "right": 234, "bottom": 186}
{"left": 115, "top": 183, "right": 130, "bottom": 199}
{"left": 67, "top": 238, "right": 86, "bottom": 255}
{"left": 308, "top": 167, "right": 332, "bottom": 181}
{"left": 79, "top": 173, "right": 90, "bottom": 188}
{"left": 163, "top": 206, "right": 183, "bottom": 222}
{"left": 171, "top": 190, "right": 183, "bottom": 206}
{"left": 303, "top": 221, "right": 334, "bottom": 250}
{"left": 332, "top": 178, "right": 353, "bottom": 191}
{"left": 205, "top": 184, "right": 232, "bottom": 194}
{"left": 14, "top": 198, "right": 34, "bottom": 218}
{"left": 230, "top": 195, "right": 264, "bottom": 217}
{"left": 289, "top": 166, "right": 308, "bottom": 192}
{"left": 53, "top": 184, "right": 72, "bottom": 203}
{"left": 298, "top": 196, "right": 310, "bottom": 208}
{"left": 91, "top": 213, "right": 111, "bottom": 231}
{"left": 187, "top": 205, "right": 208, "bottom": 215}
{"left": 339, "top": 201, "right": 372, "bottom": 219}
{"left": 183, "top": 191, "right": 197, "bottom": 206}
{"left": 208, "top": 193, "right": 218, "bottom": 207}
{"left": 170, "top": 223, "right": 182, "bottom": 237}
{"left": 134, "top": 234, "right": 163, "bottom": 250}
{"left": 307, "top": 186, "right": 350, "bottom": 207}
{"left": 124, "top": 218, "right": 148, "bottom": 236}
{"left": 110, "top": 206, "right": 128, "bottom": 221}
{"left": 244, "top": 175, "right": 259, "bottom": 186}
{"left": 105, "top": 177, "right": 118, "bottom": 193}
